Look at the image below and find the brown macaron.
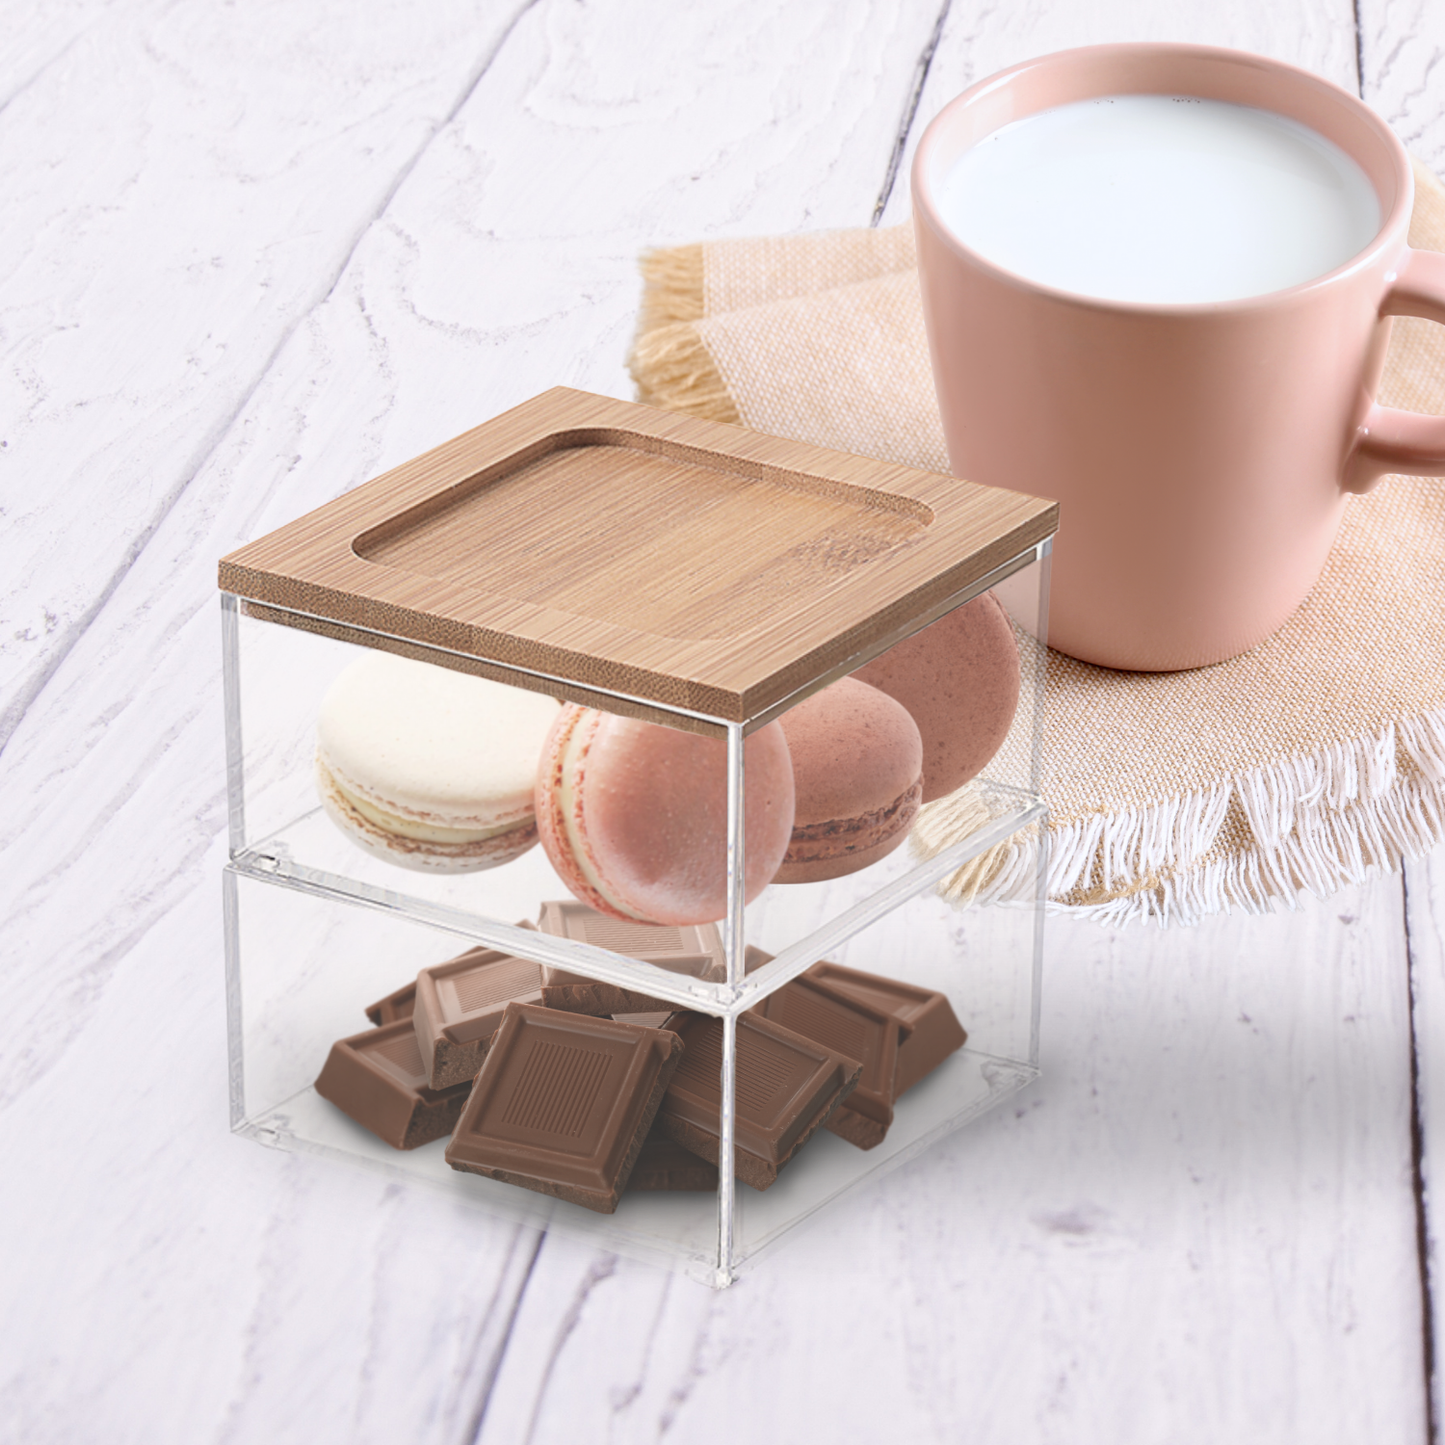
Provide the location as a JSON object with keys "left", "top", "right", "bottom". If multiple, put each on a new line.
{"left": 853, "top": 591, "right": 1020, "bottom": 803}
{"left": 774, "top": 677, "right": 924, "bottom": 884}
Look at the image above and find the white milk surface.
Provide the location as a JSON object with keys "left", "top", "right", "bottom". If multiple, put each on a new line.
{"left": 930, "top": 95, "right": 1381, "bottom": 303}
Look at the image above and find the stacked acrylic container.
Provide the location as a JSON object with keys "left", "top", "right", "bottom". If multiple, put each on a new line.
{"left": 219, "top": 388, "right": 1057, "bottom": 1287}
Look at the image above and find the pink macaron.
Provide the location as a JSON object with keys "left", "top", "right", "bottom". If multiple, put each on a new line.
{"left": 774, "top": 676, "right": 923, "bottom": 884}
{"left": 853, "top": 591, "right": 1020, "bottom": 803}
{"left": 536, "top": 706, "right": 795, "bottom": 927}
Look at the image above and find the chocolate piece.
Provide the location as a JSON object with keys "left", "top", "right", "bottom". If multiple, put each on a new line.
{"left": 612, "top": 1011, "right": 673, "bottom": 1029}
{"left": 413, "top": 927, "right": 544, "bottom": 1089}
{"left": 537, "top": 900, "right": 724, "bottom": 1014}
{"left": 315, "top": 1020, "right": 471, "bottom": 1150}
{"left": 626, "top": 1131, "right": 720, "bottom": 1192}
{"left": 806, "top": 961, "right": 966, "bottom": 1095}
{"left": 752, "top": 974, "right": 900, "bottom": 1151}
{"left": 823, "top": 1102, "right": 889, "bottom": 1151}
{"left": 656, "top": 1013, "right": 860, "bottom": 1190}
{"left": 445, "top": 1003, "right": 684, "bottom": 1214}
{"left": 363, "top": 979, "right": 417, "bottom": 1026}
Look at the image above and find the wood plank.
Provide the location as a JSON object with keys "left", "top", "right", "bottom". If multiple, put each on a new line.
{"left": 0, "top": 0, "right": 949, "bottom": 753}
{"left": 1363, "top": 2, "right": 1445, "bottom": 1434}
{"left": 0, "top": 0, "right": 956, "bottom": 1118}
{"left": 1359, "top": 0, "right": 1445, "bottom": 172}
{"left": 0, "top": 871, "right": 543, "bottom": 1444}
{"left": 0, "top": 4, "right": 955, "bottom": 1440}
{"left": 0, "top": 0, "right": 531, "bottom": 748}
{"left": 480, "top": 879, "right": 1426, "bottom": 1444}
{"left": 473, "top": 4, "right": 1425, "bottom": 1439}
{"left": 0, "top": 0, "right": 954, "bottom": 1107}
{"left": 877, "top": 0, "right": 1362, "bottom": 225}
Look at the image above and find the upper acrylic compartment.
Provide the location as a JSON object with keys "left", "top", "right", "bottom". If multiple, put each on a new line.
{"left": 219, "top": 388, "right": 1056, "bottom": 1014}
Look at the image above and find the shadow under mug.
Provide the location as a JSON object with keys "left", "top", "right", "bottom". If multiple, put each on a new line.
{"left": 912, "top": 43, "right": 1445, "bottom": 672}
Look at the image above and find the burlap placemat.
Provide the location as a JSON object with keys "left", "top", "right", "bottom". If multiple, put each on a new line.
{"left": 629, "top": 160, "right": 1445, "bottom": 926}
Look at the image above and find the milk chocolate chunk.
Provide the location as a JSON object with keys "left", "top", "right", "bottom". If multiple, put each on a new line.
{"left": 626, "top": 1131, "right": 720, "bottom": 1192}
{"left": 805, "top": 961, "right": 966, "bottom": 1095}
{"left": 536, "top": 900, "right": 724, "bottom": 1014}
{"left": 612, "top": 1011, "right": 674, "bottom": 1029}
{"left": 315, "top": 1020, "right": 471, "bottom": 1150}
{"left": 445, "top": 1003, "right": 684, "bottom": 1214}
{"left": 656, "top": 1013, "right": 860, "bottom": 1190}
{"left": 752, "top": 974, "right": 900, "bottom": 1151}
{"left": 363, "top": 979, "right": 417, "bottom": 1026}
{"left": 413, "top": 927, "right": 544, "bottom": 1089}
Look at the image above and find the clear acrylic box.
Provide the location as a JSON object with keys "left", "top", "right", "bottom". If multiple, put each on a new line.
{"left": 219, "top": 388, "right": 1056, "bottom": 1286}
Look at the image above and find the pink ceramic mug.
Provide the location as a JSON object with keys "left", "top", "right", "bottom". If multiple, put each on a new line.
{"left": 912, "top": 44, "right": 1445, "bottom": 671}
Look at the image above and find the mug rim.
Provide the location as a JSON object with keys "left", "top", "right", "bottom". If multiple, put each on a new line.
{"left": 910, "top": 42, "right": 1414, "bottom": 316}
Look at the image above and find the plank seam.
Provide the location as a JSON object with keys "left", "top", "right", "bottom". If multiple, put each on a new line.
{"left": 1407, "top": 864, "right": 1440, "bottom": 1444}
{"left": 1354, "top": 0, "right": 1366, "bottom": 97}
{"left": 0, "top": 0, "right": 546, "bottom": 762}
{"left": 460, "top": 1226, "right": 547, "bottom": 1445}
{"left": 870, "top": 0, "right": 953, "bottom": 226}
{"left": 517, "top": 1253, "right": 620, "bottom": 1445}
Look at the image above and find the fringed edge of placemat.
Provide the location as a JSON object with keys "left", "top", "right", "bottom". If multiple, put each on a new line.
{"left": 637, "top": 243, "right": 704, "bottom": 329}
{"left": 629, "top": 319, "right": 740, "bottom": 422}
{"left": 629, "top": 245, "right": 743, "bottom": 421}
{"left": 915, "top": 707, "right": 1445, "bottom": 926}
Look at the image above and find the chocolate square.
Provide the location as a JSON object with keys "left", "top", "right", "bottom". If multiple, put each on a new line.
{"left": 315, "top": 1020, "right": 470, "bottom": 1150}
{"left": 363, "top": 979, "right": 417, "bottom": 1026}
{"left": 413, "top": 929, "right": 544, "bottom": 1088}
{"left": 656, "top": 1013, "right": 860, "bottom": 1190}
{"left": 752, "top": 974, "right": 900, "bottom": 1150}
{"left": 626, "top": 1131, "right": 720, "bottom": 1192}
{"left": 612, "top": 1011, "right": 674, "bottom": 1029}
{"left": 444, "top": 1003, "right": 684, "bottom": 1214}
{"left": 536, "top": 900, "right": 724, "bottom": 1014}
{"left": 806, "top": 961, "right": 966, "bottom": 1096}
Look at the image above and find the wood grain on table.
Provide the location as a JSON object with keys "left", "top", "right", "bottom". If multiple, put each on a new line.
{"left": 0, "top": 2, "right": 1440, "bottom": 1442}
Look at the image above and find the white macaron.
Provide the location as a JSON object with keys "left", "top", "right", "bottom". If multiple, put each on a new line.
{"left": 316, "top": 651, "right": 560, "bottom": 872}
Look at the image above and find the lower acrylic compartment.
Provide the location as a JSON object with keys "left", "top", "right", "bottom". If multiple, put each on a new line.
{"left": 225, "top": 856, "right": 1043, "bottom": 1285}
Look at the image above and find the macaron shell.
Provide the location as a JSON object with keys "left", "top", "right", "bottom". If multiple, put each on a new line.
{"left": 317, "top": 759, "right": 540, "bottom": 873}
{"left": 315, "top": 651, "right": 559, "bottom": 871}
{"left": 774, "top": 677, "right": 923, "bottom": 885}
{"left": 535, "top": 707, "right": 618, "bottom": 918}
{"left": 853, "top": 591, "right": 1020, "bottom": 803}
{"left": 317, "top": 652, "right": 560, "bottom": 830}
{"left": 536, "top": 705, "right": 795, "bottom": 926}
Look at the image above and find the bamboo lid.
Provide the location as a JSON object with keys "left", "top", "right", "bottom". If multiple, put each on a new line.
{"left": 219, "top": 388, "right": 1056, "bottom": 729}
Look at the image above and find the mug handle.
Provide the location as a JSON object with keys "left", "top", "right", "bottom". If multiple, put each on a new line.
{"left": 1344, "top": 248, "right": 1445, "bottom": 494}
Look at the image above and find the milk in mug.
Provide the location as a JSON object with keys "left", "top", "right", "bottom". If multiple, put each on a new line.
{"left": 930, "top": 95, "right": 1381, "bottom": 304}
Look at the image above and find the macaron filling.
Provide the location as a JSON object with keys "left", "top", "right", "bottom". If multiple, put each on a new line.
{"left": 782, "top": 779, "right": 923, "bottom": 867}
{"left": 319, "top": 760, "right": 533, "bottom": 846}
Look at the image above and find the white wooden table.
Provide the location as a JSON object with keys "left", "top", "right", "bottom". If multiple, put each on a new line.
{"left": 3, "top": 3, "right": 1444, "bottom": 1440}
